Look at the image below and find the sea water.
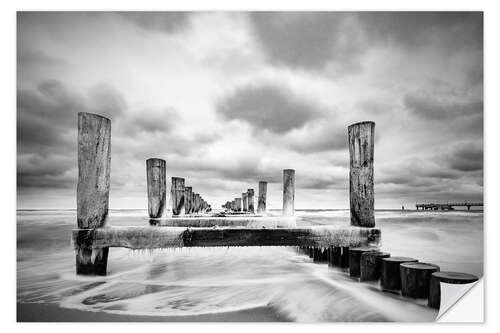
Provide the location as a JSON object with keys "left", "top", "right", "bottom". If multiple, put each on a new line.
{"left": 17, "top": 209, "right": 483, "bottom": 322}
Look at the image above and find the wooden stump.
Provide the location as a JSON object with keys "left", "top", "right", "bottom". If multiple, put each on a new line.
{"left": 242, "top": 193, "right": 248, "bottom": 212}
{"left": 76, "top": 112, "right": 111, "bottom": 275}
{"left": 331, "top": 247, "right": 342, "bottom": 267}
{"left": 428, "top": 272, "right": 479, "bottom": 309}
{"left": 146, "top": 159, "right": 167, "bottom": 218}
{"left": 247, "top": 189, "right": 255, "bottom": 213}
{"left": 400, "top": 262, "right": 440, "bottom": 298}
{"left": 235, "top": 198, "right": 242, "bottom": 212}
{"left": 360, "top": 251, "right": 390, "bottom": 281}
{"left": 258, "top": 181, "right": 267, "bottom": 213}
{"left": 348, "top": 121, "right": 375, "bottom": 227}
{"left": 349, "top": 247, "right": 377, "bottom": 277}
{"left": 184, "top": 187, "right": 192, "bottom": 214}
{"left": 341, "top": 247, "right": 350, "bottom": 268}
{"left": 282, "top": 169, "right": 295, "bottom": 216}
{"left": 171, "top": 177, "right": 186, "bottom": 215}
{"left": 381, "top": 256, "right": 418, "bottom": 291}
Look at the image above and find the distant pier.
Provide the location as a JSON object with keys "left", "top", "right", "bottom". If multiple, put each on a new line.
{"left": 415, "top": 202, "right": 483, "bottom": 211}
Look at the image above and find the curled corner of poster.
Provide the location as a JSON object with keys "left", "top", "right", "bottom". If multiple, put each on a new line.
{"left": 437, "top": 278, "right": 484, "bottom": 323}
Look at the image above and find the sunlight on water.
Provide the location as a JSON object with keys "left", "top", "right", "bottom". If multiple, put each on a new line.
{"left": 17, "top": 209, "right": 483, "bottom": 321}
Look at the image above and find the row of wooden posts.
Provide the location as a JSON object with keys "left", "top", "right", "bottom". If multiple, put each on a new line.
{"left": 221, "top": 170, "right": 294, "bottom": 216}
{"left": 146, "top": 158, "right": 211, "bottom": 218}
{"left": 298, "top": 245, "right": 479, "bottom": 310}
{"left": 77, "top": 112, "right": 376, "bottom": 229}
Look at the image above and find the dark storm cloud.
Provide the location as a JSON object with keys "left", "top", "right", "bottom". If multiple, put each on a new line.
{"left": 357, "top": 12, "right": 483, "bottom": 51}
{"left": 118, "top": 12, "right": 191, "bottom": 33}
{"left": 404, "top": 90, "right": 483, "bottom": 120}
{"left": 17, "top": 80, "right": 128, "bottom": 189}
{"left": 250, "top": 12, "right": 482, "bottom": 72}
{"left": 216, "top": 83, "right": 323, "bottom": 133}
{"left": 250, "top": 12, "right": 363, "bottom": 72}
{"left": 17, "top": 80, "right": 126, "bottom": 152}
{"left": 446, "top": 141, "right": 483, "bottom": 172}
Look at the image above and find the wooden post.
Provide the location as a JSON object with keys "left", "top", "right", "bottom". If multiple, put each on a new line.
{"left": 381, "top": 257, "right": 418, "bottom": 291}
{"left": 341, "top": 247, "right": 350, "bottom": 268}
{"left": 331, "top": 247, "right": 342, "bottom": 266}
{"left": 348, "top": 121, "right": 375, "bottom": 227}
{"left": 146, "top": 159, "right": 166, "bottom": 218}
{"left": 400, "top": 262, "right": 440, "bottom": 298}
{"left": 349, "top": 247, "right": 377, "bottom": 277}
{"left": 283, "top": 169, "right": 295, "bottom": 216}
{"left": 185, "top": 187, "right": 192, "bottom": 215}
{"left": 194, "top": 193, "right": 200, "bottom": 213}
{"left": 76, "top": 112, "right": 111, "bottom": 275}
{"left": 258, "top": 181, "right": 267, "bottom": 214}
{"left": 171, "top": 177, "right": 185, "bottom": 216}
{"left": 247, "top": 189, "right": 255, "bottom": 213}
{"left": 360, "top": 251, "right": 390, "bottom": 281}
{"left": 428, "top": 272, "right": 478, "bottom": 309}
{"left": 242, "top": 193, "right": 248, "bottom": 212}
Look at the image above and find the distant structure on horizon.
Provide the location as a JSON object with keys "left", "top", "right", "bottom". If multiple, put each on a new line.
{"left": 415, "top": 202, "right": 483, "bottom": 211}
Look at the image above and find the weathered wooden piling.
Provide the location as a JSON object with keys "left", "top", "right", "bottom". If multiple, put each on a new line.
{"left": 341, "top": 247, "right": 350, "bottom": 268}
{"left": 258, "top": 181, "right": 267, "bottom": 214}
{"left": 76, "top": 112, "right": 111, "bottom": 275}
{"left": 360, "top": 251, "right": 390, "bottom": 281}
{"left": 146, "top": 158, "right": 166, "bottom": 218}
{"left": 171, "top": 177, "right": 185, "bottom": 215}
{"left": 282, "top": 169, "right": 295, "bottom": 216}
{"left": 348, "top": 121, "right": 375, "bottom": 227}
{"left": 400, "top": 262, "right": 440, "bottom": 298}
{"left": 381, "top": 257, "right": 418, "bottom": 292}
{"left": 242, "top": 193, "right": 248, "bottom": 212}
{"left": 428, "top": 272, "right": 479, "bottom": 309}
{"left": 247, "top": 189, "right": 255, "bottom": 213}
{"left": 194, "top": 193, "right": 201, "bottom": 213}
{"left": 185, "top": 187, "right": 192, "bottom": 214}
{"left": 349, "top": 247, "right": 377, "bottom": 277}
{"left": 331, "top": 247, "right": 342, "bottom": 266}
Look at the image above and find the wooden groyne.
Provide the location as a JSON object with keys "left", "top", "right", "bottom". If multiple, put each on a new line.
{"left": 73, "top": 112, "right": 381, "bottom": 275}
{"left": 72, "top": 112, "right": 478, "bottom": 311}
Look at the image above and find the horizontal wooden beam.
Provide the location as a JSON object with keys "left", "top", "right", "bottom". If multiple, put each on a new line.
{"left": 149, "top": 216, "right": 294, "bottom": 227}
{"left": 73, "top": 226, "right": 380, "bottom": 250}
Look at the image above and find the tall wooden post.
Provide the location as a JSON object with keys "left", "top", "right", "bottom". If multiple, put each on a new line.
{"left": 348, "top": 121, "right": 375, "bottom": 227}
{"left": 258, "top": 181, "right": 267, "bottom": 214}
{"left": 283, "top": 169, "right": 295, "bottom": 216}
{"left": 171, "top": 177, "right": 185, "bottom": 215}
{"left": 76, "top": 112, "right": 111, "bottom": 275}
{"left": 146, "top": 158, "right": 166, "bottom": 218}
{"left": 185, "top": 187, "right": 192, "bottom": 215}
{"left": 247, "top": 189, "right": 255, "bottom": 213}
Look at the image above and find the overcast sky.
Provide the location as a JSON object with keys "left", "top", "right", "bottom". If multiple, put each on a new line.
{"left": 17, "top": 12, "right": 483, "bottom": 209}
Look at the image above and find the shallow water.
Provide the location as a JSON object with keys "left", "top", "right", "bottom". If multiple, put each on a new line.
{"left": 17, "top": 209, "right": 483, "bottom": 322}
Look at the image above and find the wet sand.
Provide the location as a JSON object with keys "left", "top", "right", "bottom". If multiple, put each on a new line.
{"left": 17, "top": 302, "right": 288, "bottom": 322}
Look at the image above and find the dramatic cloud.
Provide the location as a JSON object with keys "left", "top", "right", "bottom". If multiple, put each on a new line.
{"left": 250, "top": 12, "right": 363, "bottom": 72}
{"left": 16, "top": 12, "right": 483, "bottom": 209}
{"left": 404, "top": 90, "right": 483, "bottom": 120}
{"left": 216, "top": 83, "right": 324, "bottom": 133}
{"left": 446, "top": 141, "right": 483, "bottom": 172}
{"left": 118, "top": 12, "right": 191, "bottom": 33}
